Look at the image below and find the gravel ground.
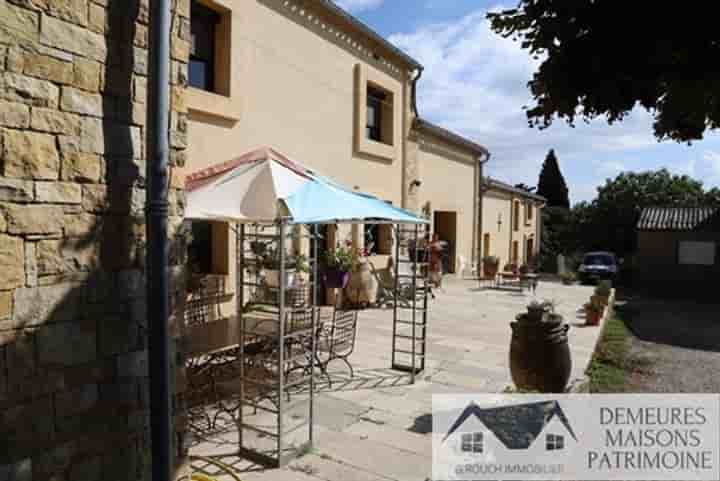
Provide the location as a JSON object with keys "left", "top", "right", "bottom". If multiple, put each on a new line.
{"left": 620, "top": 295, "right": 720, "bottom": 393}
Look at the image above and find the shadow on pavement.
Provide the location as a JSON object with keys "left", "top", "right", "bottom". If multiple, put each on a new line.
{"left": 619, "top": 292, "right": 720, "bottom": 352}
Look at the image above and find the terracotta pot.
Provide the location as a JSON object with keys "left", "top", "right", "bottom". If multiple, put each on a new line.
{"left": 510, "top": 319, "right": 571, "bottom": 393}
{"left": 591, "top": 294, "right": 608, "bottom": 307}
{"left": 585, "top": 308, "right": 601, "bottom": 326}
{"left": 483, "top": 261, "right": 499, "bottom": 278}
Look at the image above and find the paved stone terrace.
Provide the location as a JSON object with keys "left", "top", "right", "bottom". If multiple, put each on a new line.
{"left": 186, "top": 277, "right": 600, "bottom": 481}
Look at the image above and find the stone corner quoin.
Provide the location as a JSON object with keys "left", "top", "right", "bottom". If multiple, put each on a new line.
{"left": 0, "top": 0, "right": 192, "bottom": 477}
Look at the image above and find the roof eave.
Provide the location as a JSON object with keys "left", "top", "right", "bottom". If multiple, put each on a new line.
{"left": 316, "top": 0, "right": 423, "bottom": 70}
{"left": 413, "top": 118, "right": 490, "bottom": 158}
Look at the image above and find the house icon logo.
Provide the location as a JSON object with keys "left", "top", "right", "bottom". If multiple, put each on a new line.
{"left": 442, "top": 400, "right": 577, "bottom": 457}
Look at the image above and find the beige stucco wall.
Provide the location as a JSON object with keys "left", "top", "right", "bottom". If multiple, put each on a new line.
{"left": 482, "top": 191, "right": 514, "bottom": 267}
{"left": 415, "top": 138, "right": 479, "bottom": 273}
{"left": 184, "top": 0, "right": 410, "bottom": 205}
{"left": 481, "top": 188, "right": 542, "bottom": 269}
{"left": 183, "top": 0, "right": 419, "bottom": 310}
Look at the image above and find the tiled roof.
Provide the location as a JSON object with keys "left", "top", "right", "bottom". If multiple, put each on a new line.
{"left": 637, "top": 207, "right": 720, "bottom": 231}
{"left": 413, "top": 118, "right": 489, "bottom": 157}
{"left": 483, "top": 177, "right": 547, "bottom": 203}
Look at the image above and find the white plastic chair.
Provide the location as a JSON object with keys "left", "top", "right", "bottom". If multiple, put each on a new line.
{"left": 457, "top": 255, "right": 478, "bottom": 279}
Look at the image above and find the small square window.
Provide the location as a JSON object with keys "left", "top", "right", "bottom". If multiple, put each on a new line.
{"left": 461, "top": 432, "right": 483, "bottom": 453}
{"left": 546, "top": 434, "right": 564, "bottom": 451}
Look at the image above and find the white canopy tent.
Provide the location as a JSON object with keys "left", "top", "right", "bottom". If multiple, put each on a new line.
{"left": 184, "top": 146, "right": 427, "bottom": 225}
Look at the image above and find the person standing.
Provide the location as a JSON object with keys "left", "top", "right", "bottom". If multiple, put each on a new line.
{"left": 428, "top": 232, "right": 444, "bottom": 288}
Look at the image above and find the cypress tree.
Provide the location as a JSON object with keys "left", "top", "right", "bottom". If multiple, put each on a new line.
{"left": 536, "top": 149, "right": 570, "bottom": 208}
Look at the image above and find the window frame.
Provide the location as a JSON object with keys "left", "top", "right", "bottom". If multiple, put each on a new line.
{"left": 461, "top": 432, "right": 484, "bottom": 453}
{"left": 677, "top": 240, "right": 716, "bottom": 266}
{"left": 188, "top": 220, "right": 229, "bottom": 276}
{"left": 366, "top": 86, "right": 385, "bottom": 143}
{"left": 355, "top": 64, "right": 399, "bottom": 161}
{"left": 526, "top": 202, "right": 533, "bottom": 224}
{"left": 190, "top": 1, "right": 221, "bottom": 93}
{"left": 546, "top": 434, "right": 564, "bottom": 451}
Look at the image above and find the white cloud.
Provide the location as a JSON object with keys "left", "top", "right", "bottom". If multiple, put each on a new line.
{"left": 388, "top": 7, "right": 662, "bottom": 203}
{"left": 334, "top": 0, "right": 384, "bottom": 13}
{"left": 596, "top": 160, "right": 626, "bottom": 176}
{"left": 702, "top": 150, "right": 720, "bottom": 182}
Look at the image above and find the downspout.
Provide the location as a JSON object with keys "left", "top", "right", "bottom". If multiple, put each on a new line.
{"left": 146, "top": 1, "right": 172, "bottom": 481}
{"left": 477, "top": 153, "right": 490, "bottom": 273}
{"left": 411, "top": 66, "right": 424, "bottom": 117}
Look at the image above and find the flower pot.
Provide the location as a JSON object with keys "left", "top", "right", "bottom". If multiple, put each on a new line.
{"left": 264, "top": 269, "right": 295, "bottom": 288}
{"left": 345, "top": 261, "right": 378, "bottom": 305}
{"left": 591, "top": 294, "right": 608, "bottom": 307}
{"left": 510, "top": 319, "right": 571, "bottom": 393}
{"left": 323, "top": 269, "right": 350, "bottom": 289}
{"left": 585, "top": 308, "right": 601, "bottom": 326}
{"left": 483, "top": 261, "right": 499, "bottom": 278}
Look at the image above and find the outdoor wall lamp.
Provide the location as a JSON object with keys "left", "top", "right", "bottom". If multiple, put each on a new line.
{"left": 410, "top": 179, "right": 422, "bottom": 190}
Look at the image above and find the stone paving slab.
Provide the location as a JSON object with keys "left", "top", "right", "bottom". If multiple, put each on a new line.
{"left": 187, "top": 277, "right": 599, "bottom": 481}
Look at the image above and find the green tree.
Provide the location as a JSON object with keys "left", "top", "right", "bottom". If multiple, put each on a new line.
{"left": 536, "top": 149, "right": 570, "bottom": 208}
{"left": 585, "top": 169, "right": 709, "bottom": 256}
{"left": 488, "top": 2, "right": 720, "bottom": 142}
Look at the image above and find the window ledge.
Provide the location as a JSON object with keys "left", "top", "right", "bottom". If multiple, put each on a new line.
{"left": 357, "top": 136, "right": 396, "bottom": 161}
{"left": 187, "top": 87, "right": 240, "bottom": 122}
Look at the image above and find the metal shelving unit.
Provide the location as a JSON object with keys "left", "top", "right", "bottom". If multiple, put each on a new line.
{"left": 391, "top": 223, "right": 430, "bottom": 383}
{"left": 236, "top": 221, "right": 320, "bottom": 468}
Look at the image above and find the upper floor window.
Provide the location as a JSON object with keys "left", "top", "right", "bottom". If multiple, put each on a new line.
{"left": 526, "top": 202, "right": 533, "bottom": 222}
{"left": 513, "top": 201, "right": 521, "bottom": 231}
{"left": 190, "top": 1, "right": 220, "bottom": 92}
{"left": 366, "top": 86, "right": 385, "bottom": 142}
{"left": 365, "top": 84, "right": 394, "bottom": 146}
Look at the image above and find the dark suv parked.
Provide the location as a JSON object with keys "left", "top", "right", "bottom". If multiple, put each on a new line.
{"left": 577, "top": 251, "right": 618, "bottom": 284}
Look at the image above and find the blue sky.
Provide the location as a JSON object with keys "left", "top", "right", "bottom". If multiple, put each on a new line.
{"left": 336, "top": 0, "right": 720, "bottom": 204}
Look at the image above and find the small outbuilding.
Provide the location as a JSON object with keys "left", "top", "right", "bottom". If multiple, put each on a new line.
{"left": 636, "top": 207, "right": 720, "bottom": 297}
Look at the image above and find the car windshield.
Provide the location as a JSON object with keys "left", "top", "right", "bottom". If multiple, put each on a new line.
{"left": 584, "top": 254, "right": 614, "bottom": 266}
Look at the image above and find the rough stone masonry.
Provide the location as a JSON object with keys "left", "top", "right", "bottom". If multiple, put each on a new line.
{"left": 0, "top": 0, "right": 190, "bottom": 480}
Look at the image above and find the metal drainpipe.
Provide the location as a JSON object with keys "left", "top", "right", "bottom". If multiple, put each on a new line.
{"left": 146, "top": 0, "right": 172, "bottom": 480}
{"left": 477, "top": 153, "right": 490, "bottom": 272}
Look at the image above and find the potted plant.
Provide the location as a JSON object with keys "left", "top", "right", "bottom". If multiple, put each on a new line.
{"left": 321, "top": 246, "right": 354, "bottom": 289}
{"left": 584, "top": 300, "right": 603, "bottom": 326}
{"left": 261, "top": 247, "right": 300, "bottom": 288}
{"left": 560, "top": 271, "right": 577, "bottom": 285}
{"left": 509, "top": 299, "right": 571, "bottom": 393}
{"left": 482, "top": 255, "right": 500, "bottom": 278}
{"left": 593, "top": 280, "right": 612, "bottom": 306}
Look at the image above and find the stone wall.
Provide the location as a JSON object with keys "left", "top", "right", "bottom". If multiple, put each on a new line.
{"left": 0, "top": 0, "right": 189, "bottom": 479}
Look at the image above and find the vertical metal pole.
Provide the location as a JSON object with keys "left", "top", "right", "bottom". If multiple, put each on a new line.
{"left": 391, "top": 225, "right": 400, "bottom": 368}
{"left": 310, "top": 224, "right": 318, "bottom": 446}
{"left": 238, "top": 224, "right": 245, "bottom": 451}
{"left": 411, "top": 224, "right": 418, "bottom": 384}
{"left": 277, "top": 221, "right": 286, "bottom": 465}
{"left": 146, "top": 0, "right": 172, "bottom": 480}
